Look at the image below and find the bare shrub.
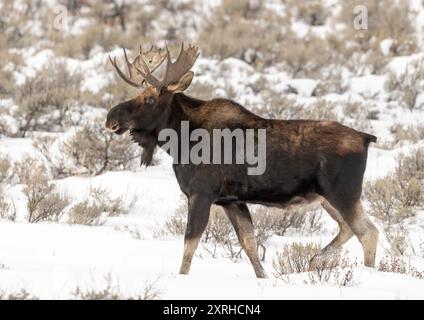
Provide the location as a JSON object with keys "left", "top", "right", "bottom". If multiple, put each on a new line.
{"left": 256, "top": 94, "right": 298, "bottom": 119}
{"left": 0, "top": 52, "right": 16, "bottom": 99}
{"left": 33, "top": 135, "right": 69, "bottom": 179}
{"left": 72, "top": 274, "right": 160, "bottom": 300}
{"left": 365, "top": 149, "right": 424, "bottom": 229}
{"left": 163, "top": 197, "right": 187, "bottom": 236}
{"left": 68, "top": 201, "right": 103, "bottom": 226}
{"left": 202, "top": 206, "right": 240, "bottom": 260}
{"left": 161, "top": 200, "right": 321, "bottom": 261}
{"left": 199, "top": 15, "right": 262, "bottom": 63}
{"left": 396, "top": 148, "right": 424, "bottom": 182}
{"left": 385, "top": 59, "right": 424, "bottom": 110}
{"left": 273, "top": 242, "right": 321, "bottom": 278}
{"left": 217, "top": 0, "right": 263, "bottom": 19}
{"left": 55, "top": 25, "right": 133, "bottom": 59}
{"left": 186, "top": 81, "right": 218, "bottom": 101}
{"left": 378, "top": 255, "right": 406, "bottom": 274}
{"left": 307, "top": 257, "right": 357, "bottom": 287}
{"left": 61, "top": 121, "right": 140, "bottom": 176}
{"left": 19, "top": 159, "right": 69, "bottom": 223}
{"left": 68, "top": 187, "right": 126, "bottom": 226}
{"left": 365, "top": 177, "right": 404, "bottom": 227}
{"left": 0, "top": 0, "right": 43, "bottom": 49}
{"left": 284, "top": 0, "right": 328, "bottom": 26}
{"left": 303, "top": 209, "right": 324, "bottom": 233}
{"left": 385, "top": 226, "right": 410, "bottom": 256}
{"left": 114, "top": 225, "right": 143, "bottom": 240}
{"left": 252, "top": 212, "right": 280, "bottom": 261}
{"left": 313, "top": 67, "right": 348, "bottom": 96}
{"left": 198, "top": 2, "right": 288, "bottom": 67}
{"left": 253, "top": 206, "right": 307, "bottom": 236}
{"left": 14, "top": 156, "right": 47, "bottom": 185}
{"left": 337, "top": 0, "right": 417, "bottom": 57}
{"left": 0, "top": 154, "right": 12, "bottom": 183}
{"left": 0, "top": 188, "right": 16, "bottom": 221}
{"left": 0, "top": 289, "right": 39, "bottom": 300}
{"left": 302, "top": 99, "right": 339, "bottom": 121}
{"left": 277, "top": 34, "right": 334, "bottom": 78}
{"left": 378, "top": 255, "right": 424, "bottom": 279}
{"left": 390, "top": 124, "right": 424, "bottom": 146}
{"left": 258, "top": 95, "right": 340, "bottom": 123}
{"left": 15, "top": 62, "right": 84, "bottom": 136}
{"left": 102, "top": 75, "right": 139, "bottom": 109}
{"left": 341, "top": 100, "right": 374, "bottom": 132}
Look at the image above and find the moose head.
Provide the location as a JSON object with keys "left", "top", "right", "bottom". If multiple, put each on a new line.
{"left": 105, "top": 43, "right": 199, "bottom": 135}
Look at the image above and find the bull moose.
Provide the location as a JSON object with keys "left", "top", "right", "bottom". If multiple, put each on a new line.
{"left": 105, "top": 43, "right": 378, "bottom": 278}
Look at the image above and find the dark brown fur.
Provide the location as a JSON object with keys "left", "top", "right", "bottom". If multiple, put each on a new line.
{"left": 106, "top": 87, "right": 379, "bottom": 278}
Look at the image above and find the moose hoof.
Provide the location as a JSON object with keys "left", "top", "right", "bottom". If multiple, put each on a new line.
{"left": 309, "top": 250, "right": 341, "bottom": 272}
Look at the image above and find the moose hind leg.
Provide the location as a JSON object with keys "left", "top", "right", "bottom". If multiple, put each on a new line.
{"left": 310, "top": 200, "right": 354, "bottom": 271}
{"left": 321, "top": 200, "right": 354, "bottom": 251}
{"left": 343, "top": 201, "right": 379, "bottom": 267}
{"left": 179, "top": 194, "right": 212, "bottom": 275}
{"left": 222, "top": 203, "right": 266, "bottom": 278}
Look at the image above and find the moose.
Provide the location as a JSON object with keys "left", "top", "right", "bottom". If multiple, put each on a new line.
{"left": 105, "top": 43, "right": 378, "bottom": 278}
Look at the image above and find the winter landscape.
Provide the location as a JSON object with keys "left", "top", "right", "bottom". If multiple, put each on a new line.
{"left": 0, "top": 0, "right": 424, "bottom": 300}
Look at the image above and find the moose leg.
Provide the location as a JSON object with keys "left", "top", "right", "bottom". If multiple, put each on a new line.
{"left": 222, "top": 203, "right": 266, "bottom": 278}
{"left": 342, "top": 200, "right": 379, "bottom": 267}
{"left": 179, "top": 194, "right": 212, "bottom": 275}
{"left": 321, "top": 200, "right": 354, "bottom": 251}
{"left": 309, "top": 200, "right": 354, "bottom": 270}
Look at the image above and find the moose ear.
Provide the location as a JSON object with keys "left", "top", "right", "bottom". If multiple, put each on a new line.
{"left": 166, "top": 71, "right": 194, "bottom": 93}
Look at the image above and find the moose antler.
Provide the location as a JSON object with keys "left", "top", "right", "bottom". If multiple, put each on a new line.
{"left": 162, "top": 43, "right": 200, "bottom": 87}
{"left": 113, "top": 42, "right": 199, "bottom": 90}
{"left": 109, "top": 45, "right": 166, "bottom": 88}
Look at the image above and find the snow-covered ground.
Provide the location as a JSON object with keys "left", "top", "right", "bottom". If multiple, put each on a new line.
{"left": 0, "top": 147, "right": 423, "bottom": 299}
{"left": 1, "top": 0, "right": 424, "bottom": 299}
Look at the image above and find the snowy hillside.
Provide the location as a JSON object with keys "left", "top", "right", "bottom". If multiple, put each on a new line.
{"left": 0, "top": 0, "right": 424, "bottom": 299}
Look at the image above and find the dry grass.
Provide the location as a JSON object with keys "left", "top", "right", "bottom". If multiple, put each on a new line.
{"left": 273, "top": 242, "right": 321, "bottom": 277}
{"left": 61, "top": 120, "right": 140, "bottom": 176}
{"left": 365, "top": 148, "right": 424, "bottom": 229}
{"left": 337, "top": 0, "right": 417, "bottom": 57}
{"left": 283, "top": 0, "right": 329, "bottom": 26}
{"left": 15, "top": 62, "right": 84, "bottom": 136}
{"left": 0, "top": 187, "right": 16, "bottom": 221}
{"left": 0, "top": 154, "right": 12, "bottom": 183}
{"left": 385, "top": 59, "right": 424, "bottom": 110}
{"left": 378, "top": 255, "right": 424, "bottom": 279}
{"left": 72, "top": 274, "right": 161, "bottom": 300}
{"left": 198, "top": 1, "right": 290, "bottom": 68}
{"left": 390, "top": 124, "right": 424, "bottom": 146}
{"left": 67, "top": 187, "right": 126, "bottom": 226}
{"left": 0, "top": 288, "right": 39, "bottom": 300}
{"left": 17, "top": 157, "right": 69, "bottom": 223}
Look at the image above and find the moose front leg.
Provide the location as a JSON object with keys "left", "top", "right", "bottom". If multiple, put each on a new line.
{"left": 179, "top": 194, "right": 212, "bottom": 275}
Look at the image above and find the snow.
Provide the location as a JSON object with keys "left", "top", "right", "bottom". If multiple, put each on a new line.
{"left": 1, "top": 144, "right": 423, "bottom": 299}
{"left": 380, "top": 39, "right": 394, "bottom": 56}
{"left": 349, "top": 75, "right": 386, "bottom": 99}
{"left": 1, "top": 0, "right": 424, "bottom": 300}
{"left": 1, "top": 204, "right": 423, "bottom": 299}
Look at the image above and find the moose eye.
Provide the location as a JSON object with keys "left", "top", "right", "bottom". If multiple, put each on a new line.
{"left": 145, "top": 96, "right": 156, "bottom": 106}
